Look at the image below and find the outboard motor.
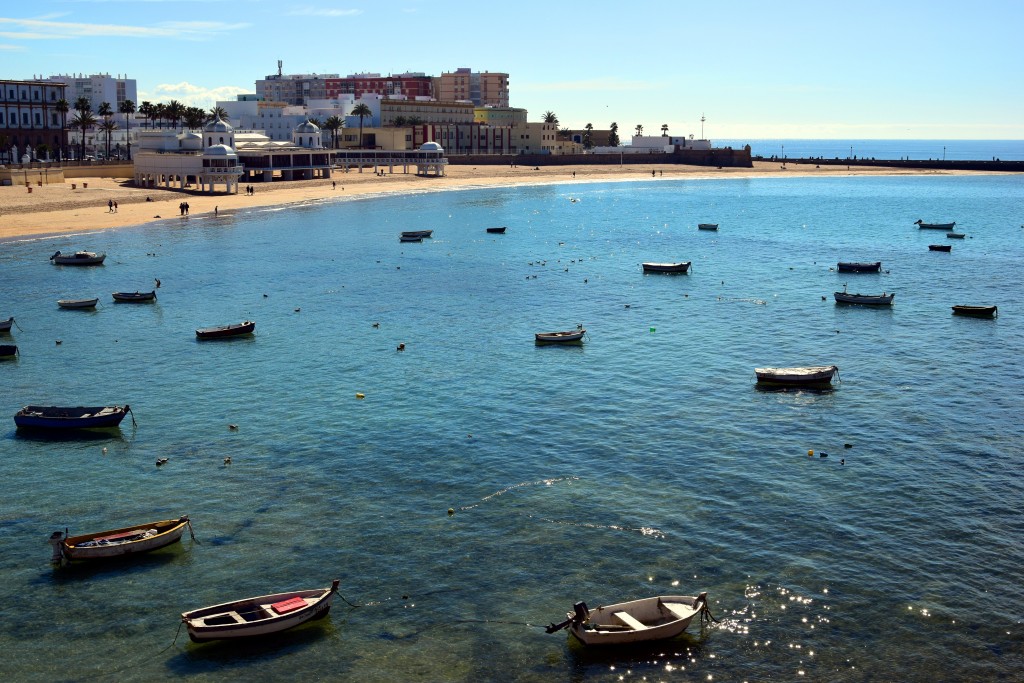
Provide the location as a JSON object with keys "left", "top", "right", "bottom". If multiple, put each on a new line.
{"left": 50, "top": 251, "right": 61, "bottom": 261}
{"left": 48, "top": 530, "right": 66, "bottom": 565}
{"left": 573, "top": 601, "right": 589, "bottom": 623}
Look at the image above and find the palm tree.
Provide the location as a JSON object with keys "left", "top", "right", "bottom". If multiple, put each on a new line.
{"left": 98, "top": 101, "right": 113, "bottom": 120}
{"left": 164, "top": 100, "right": 186, "bottom": 129}
{"left": 661, "top": 124, "right": 669, "bottom": 137}
{"left": 71, "top": 110, "right": 97, "bottom": 159}
{"left": 208, "top": 105, "right": 229, "bottom": 123}
{"left": 55, "top": 99, "right": 69, "bottom": 160}
{"left": 138, "top": 101, "right": 154, "bottom": 128}
{"left": 183, "top": 107, "right": 206, "bottom": 130}
{"left": 119, "top": 99, "right": 135, "bottom": 160}
{"left": 543, "top": 111, "right": 559, "bottom": 125}
{"left": 635, "top": 124, "right": 643, "bottom": 137}
{"left": 74, "top": 96, "right": 92, "bottom": 116}
{"left": 393, "top": 115, "right": 408, "bottom": 127}
{"left": 323, "top": 115, "right": 343, "bottom": 149}
{"left": 584, "top": 122, "right": 593, "bottom": 150}
{"left": 407, "top": 116, "right": 422, "bottom": 126}
{"left": 609, "top": 122, "right": 619, "bottom": 147}
{"left": 98, "top": 119, "right": 118, "bottom": 159}
{"left": 351, "top": 102, "right": 372, "bottom": 148}
{"left": 151, "top": 103, "right": 167, "bottom": 128}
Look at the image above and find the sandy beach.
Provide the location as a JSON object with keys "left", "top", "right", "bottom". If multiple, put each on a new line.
{"left": 0, "top": 161, "right": 978, "bottom": 242}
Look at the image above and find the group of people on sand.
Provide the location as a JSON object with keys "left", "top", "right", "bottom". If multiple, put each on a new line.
{"left": 178, "top": 201, "right": 190, "bottom": 216}
{"left": 106, "top": 199, "right": 118, "bottom": 213}
{"left": 244, "top": 185, "right": 256, "bottom": 195}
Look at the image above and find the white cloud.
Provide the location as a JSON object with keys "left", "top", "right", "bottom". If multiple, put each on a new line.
{"left": 0, "top": 17, "right": 249, "bottom": 40}
{"left": 287, "top": 6, "right": 362, "bottom": 17}
{"left": 0, "top": 43, "right": 25, "bottom": 50}
{"left": 139, "top": 82, "right": 250, "bottom": 109}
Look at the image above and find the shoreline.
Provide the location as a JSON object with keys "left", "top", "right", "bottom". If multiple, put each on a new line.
{"left": 0, "top": 161, "right": 991, "bottom": 243}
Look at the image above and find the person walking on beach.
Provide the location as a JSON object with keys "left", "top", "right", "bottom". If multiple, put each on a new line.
{"left": 113, "top": 201, "right": 118, "bottom": 213}
{"left": 108, "top": 199, "right": 113, "bottom": 213}
{"left": 332, "top": 181, "right": 336, "bottom": 190}
{"left": 184, "top": 202, "right": 190, "bottom": 215}
{"left": 179, "top": 202, "right": 185, "bottom": 216}
{"left": 214, "top": 206, "right": 218, "bottom": 216}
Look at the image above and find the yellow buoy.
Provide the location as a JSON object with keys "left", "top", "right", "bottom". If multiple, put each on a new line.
{"left": 356, "top": 393, "right": 365, "bottom": 399}
{"left": 808, "top": 449, "right": 814, "bottom": 457}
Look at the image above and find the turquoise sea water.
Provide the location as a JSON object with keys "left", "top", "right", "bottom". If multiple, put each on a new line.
{"left": 1, "top": 174, "right": 1023, "bottom": 681}
{"left": 716, "top": 139, "right": 1024, "bottom": 161}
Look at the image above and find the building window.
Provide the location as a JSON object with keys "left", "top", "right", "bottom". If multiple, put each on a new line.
{"left": 23, "top": 112, "right": 30, "bottom": 125}
{"left": 35, "top": 112, "right": 42, "bottom": 125}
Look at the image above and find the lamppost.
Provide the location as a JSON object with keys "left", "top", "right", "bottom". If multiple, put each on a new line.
{"left": 943, "top": 146, "right": 946, "bottom": 160}
{"left": 700, "top": 114, "right": 706, "bottom": 140}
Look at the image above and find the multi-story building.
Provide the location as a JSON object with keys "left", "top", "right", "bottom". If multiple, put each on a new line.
{"left": 256, "top": 72, "right": 338, "bottom": 106}
{"left": 474, "top": 106, "right": 527, "bottom": 128}
{"left": 437, "top": 68, "right": 509, "bottom": 107}
{"left": 325, "top": 73, "right": 434, "bottom": 100}
{"left": 0, "top": 79, "right": 68, "bottom": 161}
{"left": 380, "top": 99, "right": 475, "bottom": 127}
{"left": 511, "top": 121, "right": 559, "bottom": 155}
{"left": 40, "top": 73, "right": 137, "bottom": 113}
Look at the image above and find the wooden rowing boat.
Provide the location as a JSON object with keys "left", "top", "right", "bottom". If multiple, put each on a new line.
{"left": 641, "top": 262, "right": 690, "bottom": 273}
{"left": 952, "top": 305, "right": 997, "bottom": 317}
{"left": 836, "top": 261, "right": 881, "bottom": 273}
{"left": 834, "top": 291, "right": 895, "bottom": 305}
{"left": 535, "top": 328, "right": 585, "bottom": 343}
{"left": 401, "top": 230, "right": 433, "bottom": 238}
{"left": 486, "top": 226, "right": 507, "bottom": 234}
{"left": 196, "top": 321, "right": 255, "bottom": 339}
{"left": 15, "top": 404, "right": 132, "bottom": 430}
{"left": 0, "top": 344, "right": 18, "bottom": 359}
{"left": 50, "top": 250, "right": 106, "bottom": 265}
{"left": 112, "top": 290, "right": 157, "bottom": 302}
{"left": 547, "top": 593, "right": 711, "bottom": 646}
{"left": 58, "top": 298, "right": 99, "bottom": 309}
{"left": 915, "top": 220, "right": 955, "bottom": 229}
{"left": 49, "top": 515, "right": 192, "bottom": 564}
{"left": 697, "top": 223, "right": 719, "bottom": 231}
{"left": 0, "top": 316, "right": 12, "bottom": 333}
{"left": 182, "top": 579, "right": 340, "bottom": 642}
{"left": 928, "top": 244, "right": 952, "bottom": 252}
{"left": 946, "top": 232, "right": 966, "bottom": 239}
{"left": 755, "top": 365, "right": 839, "bottom": 386}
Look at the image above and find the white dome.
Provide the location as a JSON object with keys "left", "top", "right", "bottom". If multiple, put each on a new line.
{"left": 204, "top": 116, "right": 233, "bottom": 133}
{"left": 204, "top": 144, "right": 236, "bottom": 157}
{"left": 177, "top": 131, "right": 202, "bottom": 140}
{"left": 295, "top": 119, "right": 320, "bottom": 133}
{"left": 420, "top": 141, "right": 443, "bottom": 152}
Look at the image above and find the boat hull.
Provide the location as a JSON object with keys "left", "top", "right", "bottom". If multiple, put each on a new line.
{"left": 946, "top": 232, "right": 966, "bottom": 239}
{"left": 928, "top": 245, "right": 952, "bottom": 252}
{"left": 535, "top": 330, "right": 585, "bottom": 343}
{"left": 641, "top": 262, "right": 690, "bottom": 273}
{"left": 836, "top": 261, "right": 881, "bottom": 273}
{"left": 196, "top": 321, "right": 255, "bottom": 339}
{"left": 486, "top": 227, "right": 507, "bottom": 234}
{"left": 0, "top": 344, "right": 17, "bottom": 359}
{"left": 697, "top": 224, "right": 718, "bottom": 230}
{"left": 0, "top": 317, "right": 12, "bottom": 333}
{"left": 51, "top": 251, "right": 106, "bottom": 265}
{"left": 56, "top": 517, "right": 190, "bottom": 562}
{"left": 952, "top": 305, "right": 997, "bottom": 317}
{"left": 916, "top": 221, "right": 955, "bottom": 229}
{"left": 569, "top": 594, "right": 706, "bottom": 646}
{"left": 183, "top": 581, "right": 339, "bottom": 642}
{"left": 400, "top": 230, "right": 433, "bottom": 238}
{"left": 58, "top": 298, "right": 99, "bottom": 309}
{"left": 755, "top": 365, "right": 838, "bottom": 386}
{"left": 15, "top": 405, "right": 129, "bottom": 430}
{"left": 834, "top": 292, "right": 894, "bottom": 305}
{"left": 113, "top": 291, "right": 157, "bottom": 302}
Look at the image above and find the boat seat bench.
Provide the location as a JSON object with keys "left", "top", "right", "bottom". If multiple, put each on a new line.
{"left": 662, "top": 602, "right": 697, "bottom": 620}
{"left": 613, "top": 611, "right": 648, "bottom": 631}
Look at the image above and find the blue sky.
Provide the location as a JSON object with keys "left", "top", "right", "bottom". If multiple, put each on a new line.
{"left": 2, "top": 0, "right": 1022, "bottom": 139}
